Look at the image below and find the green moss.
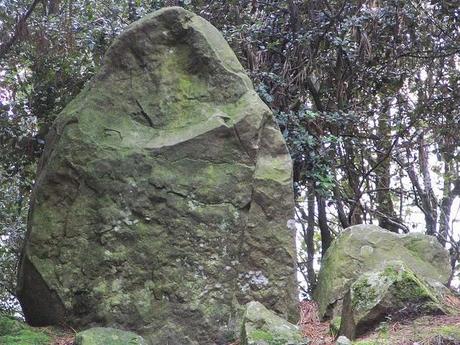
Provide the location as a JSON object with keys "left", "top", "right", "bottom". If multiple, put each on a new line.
{"left": 19, "top": 7, "right": 298, "bottom": 341}
{"left": 242, "top": 302, "right": 304, "bottom": 345}
{"left": 393, "top": 270, "right": 437, "bottom": 302}
{"left": 403, "top": 237, "right": 433, "bottom": 262}
{"left": 0, "top": 316, "right": 51, "bottom": 345}
{"left": 349, "top": 263, "right": 445, "bottom": 337}
{"left": 0, "top": 316, "right": 24, "bottom": 336}
{"left": 354, "top": 264, "right": 439, "bottom": 311}
{"left": 0, "top": 329, "right": 51, "bottom": 345}
{"left": 254, "top": 156, "right": 291, "bottom": 184}
{"left": 437, "top": 325, "right": 460, "bottom": 340}
{"left": 248, "top": 329, "right": 288, "bottom": 345}
{"left": 382, "top": 266, "right": 399, "bottom": 280}
{"left": 314, "top": 225, "right": 451, "bottom": 320}
{"left": 352, "top": 278, "right": 378, "bottom": 311}
{"left": 249, "top": 329, "right": 274, "bottom": 341}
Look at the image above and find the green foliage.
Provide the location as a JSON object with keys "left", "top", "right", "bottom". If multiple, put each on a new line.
{"left": 0, "top": 0, "right": 459, "bottom": 311}
{"left": 0, "top": 171, "right": 28, "bottom": 313}
{"left": 329, "top": 317, "right": 341, "bottom": 338}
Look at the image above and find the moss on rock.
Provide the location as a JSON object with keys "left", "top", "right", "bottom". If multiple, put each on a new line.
{"left": 314, "top": 225, "right": 451, "bottom": 319}
{"left": 341, "top": 262, "right": 447, "bottom": 339}
{"left": 0, "top": 315, "right": 51, "bottom": 345}
{"left": 17, "top": 6, "right": 297, "bottom": 345}
{"left": 240, "top": 301, "right": 307, "bottom": 345}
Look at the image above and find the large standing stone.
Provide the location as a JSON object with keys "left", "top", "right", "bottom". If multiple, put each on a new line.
{"left": 17, "top": 7, "right": 297, "bottom": 344}
{"left": 314, "top": 224, "right": 451, "bottom": 320}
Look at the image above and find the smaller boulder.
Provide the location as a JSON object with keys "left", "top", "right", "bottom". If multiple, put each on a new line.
{"left": 339, "top": 262, "right": 447, "bottom": 339}
{"left": 335, "top": 335, "right": 351, "bottom": 345}
{"left": 314, "top": 224, "right": 451, "bottom": 319}
{"left": 240, "top": 301, "right": 308, "bottom": 345}
{"left": 75, "top": 327, "right": 146, "bottom": 345}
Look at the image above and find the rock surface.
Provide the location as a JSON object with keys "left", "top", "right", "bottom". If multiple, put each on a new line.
{"left": 240, "top": 301, "right": 307, "bottom": 345}
{"left": 314, "top": 224, "right": 451, "bottom": 319}
{"left": 75, "top": 327, "right": 146, "bottom": 345}
{"left": 17, "top": 6, "right": 297, "bottom": 344}
{"left": 339, "top": 262, "right": 447, "bottom": 339}
{"left": 335, "top": 336, "right": 351, "bottom": 345}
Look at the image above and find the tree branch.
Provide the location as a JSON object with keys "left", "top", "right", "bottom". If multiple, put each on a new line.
{"left": 0, "top": 0, "right": 41, "bottom": 59}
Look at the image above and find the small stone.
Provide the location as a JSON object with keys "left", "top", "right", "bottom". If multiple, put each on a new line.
{"left": 336, "top": 335, "right": 351, "bottom": 345}
{"left": 240, "top": 301, "right": 308, "bottom": 345}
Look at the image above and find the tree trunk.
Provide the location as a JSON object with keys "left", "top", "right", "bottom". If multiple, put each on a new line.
{"left": 439, "top": 164, "right": 453, "bottom": 247}
{"left": 417, "top": 134, "right": 438, "bottom": 236}
{"left": 297, "top": 181, "right": 317, "bottom": 294}
{"left": 375, "top": 99, "right": 399, "bottom": 232}
{"left": 317, "top": 192, "right": 332, "bottom": 257}
{"left": 306, "top": 182, "right": 317, "bottom": 292}
{"left": 343, "top": 140, "right": 364, "bottom": 225}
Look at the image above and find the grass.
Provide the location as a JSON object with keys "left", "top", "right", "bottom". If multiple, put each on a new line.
{"left": 0, "top": 315, "right": 74, "bottom": 345}
{"left": 353, "top": 315, "right": 460, "bottom": 345}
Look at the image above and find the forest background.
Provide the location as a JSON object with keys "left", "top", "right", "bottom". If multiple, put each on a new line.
{"left": 0, "top": 0, "right": 459, "bottom": 314}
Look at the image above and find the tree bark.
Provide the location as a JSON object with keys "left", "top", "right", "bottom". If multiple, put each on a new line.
{"left": 306, "top": 181, "right": 317, "bottom": 292}
{"left": 375, "top": 99, "right": 399, "bottom": 232}
{"left": 296, "top": 181, "right": 317, "bottom": 295}
{"left": 417, "top": 134, "right": 438, "bottom": 236}
{"left": 317, "top": 192, "right": 332, "bottom": 257}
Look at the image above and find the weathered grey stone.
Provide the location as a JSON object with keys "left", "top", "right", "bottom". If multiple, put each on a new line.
{"left": 335, "top": 335, "right": 351, "bottom": 345}
{"left": 314, "top": 224, "right": 451, "bottom": 319}
{"left": 339, "top": 262, "right": 447, "bottom": 339}
{"left": 17, "top": 6, "right": 297, "bottom": 345}
{"left": 75, "top": 327, "right": 146, "bottom": 345}
{"left": 240, "top": 301, "right": 307, "bottom": 345}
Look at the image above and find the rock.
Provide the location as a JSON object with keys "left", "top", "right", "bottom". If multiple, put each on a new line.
{"left": 75, "top": 327, "right": 146, "bottom": 345}
{"left": 314, "top": 224, "right": 451, "bottom": 319}
{"left": 335, "top": 335, "right": 351, "bottom": 345}
{"left": 17, "top": 6, "right": 297, "bottom": 344}
{"left": 339, "top": 262, "right": 447, "bottom": 339}
{"left": 240, "top": 301, "right": 307, "bottom": 345}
